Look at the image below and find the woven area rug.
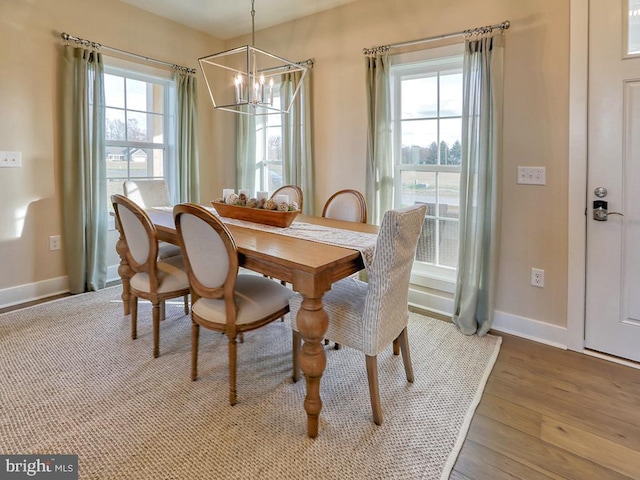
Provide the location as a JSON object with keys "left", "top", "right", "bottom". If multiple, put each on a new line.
{"left": 0, "top": 287, "right": 501, "bottom": 479}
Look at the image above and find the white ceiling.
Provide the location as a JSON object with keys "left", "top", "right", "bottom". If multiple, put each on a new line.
{"left": 120, "top": 0, "right": 359, "bottom": 40}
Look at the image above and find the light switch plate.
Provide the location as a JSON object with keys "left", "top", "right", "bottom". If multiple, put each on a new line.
{"left": 517, "top": 166, "right": 546, "bottom": 185}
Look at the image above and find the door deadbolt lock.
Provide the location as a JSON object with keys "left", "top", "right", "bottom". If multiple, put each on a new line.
{"left": 594, "top": 186, "right": 608, "bottom": 198}
{"left": 593, "top": 200, "right": 624, "bottom": 221}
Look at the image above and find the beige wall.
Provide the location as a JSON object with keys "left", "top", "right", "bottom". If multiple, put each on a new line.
{"left": 223, "top": 0, "right": 570, "bottom": 327}
{"left": 0, "top": 0, "right": 570, "bottom": 331}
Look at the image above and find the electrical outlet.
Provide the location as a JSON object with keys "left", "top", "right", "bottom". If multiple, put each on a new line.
{"left": 531, "top": 268, "right": 544, "bottom": 288}
{"left": 0, "top": 151, "right": 22, "bottom": 168}
{"left": 49, "top": 235, "right": 61, "bottom": 251}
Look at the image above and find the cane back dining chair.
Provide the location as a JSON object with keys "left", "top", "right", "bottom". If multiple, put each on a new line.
{"left": 322, "top": 189, "right": 367, "bottom": 224}
{"left": 289, "top": 204, "right": 427, "bottom": 425}
{"left": 123, "top": 179, "right": 181, "bottom": 260}
{"left": 173, "top": 203, "right": 294, "bottom": 406}
{"left": 111, "top": 194, "right": 190, "bottom": 358}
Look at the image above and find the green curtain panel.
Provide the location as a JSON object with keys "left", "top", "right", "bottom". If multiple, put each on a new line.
{"left": 453, "top": 32, "right": 505, "bottom": 336}
{"left": 175, "top": 72, "right": 200, "bottom": 203}
{"left": 235, "top": 113, "right": 256, "bottom": 194}
{"left": 364, "top": 53, "right": 393, "bottom": 225}
{"left": 61, "top": 45, "right": 107, "bottom": 293}
{"left": 282, "top": 70, "right": 314, "bottom": 215}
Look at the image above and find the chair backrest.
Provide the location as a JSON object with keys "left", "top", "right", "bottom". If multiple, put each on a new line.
{"left": 173, "top": 204, "right": 239, "bottom": 305}
{"left": 322, "top": 189, "right": 367, "bottom": 223}
{"left": 123, "top": 179, "right": 171, "bottom": 208}
{"left": 270, "top": 185, "right": 303, "bottom": 211}
{"left": 111, "top": 194, "right": 159, "bottom": 284}
{"left": 363, "top": 204, "right": 427, "bottom": 354}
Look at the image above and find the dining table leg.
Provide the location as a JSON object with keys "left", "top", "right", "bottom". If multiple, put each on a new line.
{"left": 296, "top": 294, "right": 329, "bottom": 438}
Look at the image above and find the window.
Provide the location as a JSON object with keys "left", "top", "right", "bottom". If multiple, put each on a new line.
{"left": 628, "top": 0, "right": 640, "bottom": 56}
{"left": 254, "top": 89, "right": 284, "bottom": 192}
{"left": 391, "top": 46, "right": 464, "bottom": 289}
{"left": 104, "top": 61, "right": 175, "bottom": 218}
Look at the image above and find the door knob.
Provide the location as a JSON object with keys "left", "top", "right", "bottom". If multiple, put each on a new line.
{"left": 593, "top": 200, "right": 624, "bottom": 221}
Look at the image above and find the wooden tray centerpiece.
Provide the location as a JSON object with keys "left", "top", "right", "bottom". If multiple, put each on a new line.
{"left": 211, "top": 195, "right": 299, "bottom": 228}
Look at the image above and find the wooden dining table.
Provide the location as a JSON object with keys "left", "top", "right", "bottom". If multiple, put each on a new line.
{"left": 115, "top": 207, "right": 378, "bottom": 438}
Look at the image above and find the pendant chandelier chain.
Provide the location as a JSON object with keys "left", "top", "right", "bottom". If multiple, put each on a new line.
{"left": 251, "top": 0, "right": 256, "bottom": 47}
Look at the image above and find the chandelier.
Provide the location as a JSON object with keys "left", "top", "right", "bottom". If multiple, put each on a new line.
{"left": 199, "top": 0, "right": 308, "bottom": 115}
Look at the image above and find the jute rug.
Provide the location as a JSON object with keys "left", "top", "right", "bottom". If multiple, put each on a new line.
{"left": 0, "top": 287, "right": 501, "bottom": 479}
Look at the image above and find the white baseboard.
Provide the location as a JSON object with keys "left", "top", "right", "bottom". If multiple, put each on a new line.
{"left": 408, "top": 285, "right": 568, "bottom": 349}
{"left": 491, "top": 310, "right": 568, "bottom": 349}
{"left": 0, "top": 276, "right": 69, "bottom": 309}
{"left": 408, "top": 287, "right": 454, "bottom": 319}
{"left": 0, "top": 265, "right": 122, "bottom": 310}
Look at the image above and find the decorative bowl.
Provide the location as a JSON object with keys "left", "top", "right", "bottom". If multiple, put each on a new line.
{"left": 211, "top": 201, "right": 299, "bottom": 228}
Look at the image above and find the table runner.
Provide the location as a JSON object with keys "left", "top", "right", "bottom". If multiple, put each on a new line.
{"left": 151, "top": 207, "right": 377, "bottom": 269}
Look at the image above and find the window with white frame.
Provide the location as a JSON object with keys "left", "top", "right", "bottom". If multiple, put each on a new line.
{"left": 254, "top": 89, "right": 284, "bottom": 192}
{"left": 391, "top": 45, "right": 464, "bottom": 289}
{"left": 104, "top": 61, "right": 175, "bottom": 218}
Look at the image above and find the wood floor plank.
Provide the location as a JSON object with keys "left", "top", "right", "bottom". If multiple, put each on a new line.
{"left": 490, "top": 359, "right": 640, "bottom": 426}
{"left": 453, "top": 438, "right": 554, "bottom": 480}
{"left": 496, "top": 342, "right": 640, "bottom": 406}
{"left": 541, "top": 417, "right": 640, "bottom": 479}
{"left": 466, "top": 414, "right": 634, "bottom": 480}
{"left": 497, "top": 334, "right": 640, "bottom": 385}
{"left": 474, "top": 392, "right": 542, "bottom": 437}
{"left": 485, "top": 374, "right": 640, "bottom": 451}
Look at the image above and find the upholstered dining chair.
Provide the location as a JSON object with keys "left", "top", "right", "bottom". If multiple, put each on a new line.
{"left": 123, "top": 179, "right": 171, "bottom": 208}
{"left": 270, "top": 185, "right": 303, "bottom": 212}
{"left": 173, "top": 203, "right": 294, "bottom": 406}
{"left": 111, "top": 194, "right": 190, "bottom": 358}
{"left": 322, "top": 189, "right": 367, "bottom": 224}
{"left": 123, "top": 179, "right": 181, "bottom": 260}
{"left": 289, "top": 204, "right": 427, "bottom": 425}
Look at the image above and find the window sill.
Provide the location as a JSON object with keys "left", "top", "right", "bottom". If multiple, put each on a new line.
{"left": 410, "top": 263, "right": 456, "bottom": 294}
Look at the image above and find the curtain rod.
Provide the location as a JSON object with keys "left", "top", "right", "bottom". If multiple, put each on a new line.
{"left": 362, "top": 20, "right": 510, "bottom": 55}
{"left": 60, "top": 32, "right": 197, "bottom": 75}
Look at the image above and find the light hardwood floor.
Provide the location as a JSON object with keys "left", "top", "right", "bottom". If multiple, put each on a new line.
{"left": 3, "top": 294, "right": 639, "bottom": 478}
{"left": 452, "top": 333, "right": 640, "bottom": 480}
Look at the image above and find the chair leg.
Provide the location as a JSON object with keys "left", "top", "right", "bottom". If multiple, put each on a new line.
{"left": 397, "top": 327, "right": 414, "bottom": 383}
{"left": 365, "top": 355, "right": 383, "bottom": 425}
{"left": 160, "top": 300, "right": 166, "bottom": 321}
{"left": 130, "top": 296, "right": 138, "bottom": 340}
{"left": 324, "top": 339, "right": 341, "bottom": 349}
{"left": 280, "top": 280, "right": 286, "bottom": 321}
{"left": 228, "top": 335, "right": 238, "bottom": 406}
{"left": 191, "top": 322, "right": 199, "bottom": 381}
{"left": 392, "top": 338, "right": 400, "bottom": 356}
{"left": 183, "top": 294, "right": 189, "bottom": 314}
{"left": 292, "top": 330, "right": 301, "bottom": 382}
{"left": 152, "top": 301, "right": 161, "bottom": 358}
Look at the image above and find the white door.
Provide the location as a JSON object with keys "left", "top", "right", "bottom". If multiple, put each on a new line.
{"left": 585, "top": 0, "right": 640, "bottom": 362}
